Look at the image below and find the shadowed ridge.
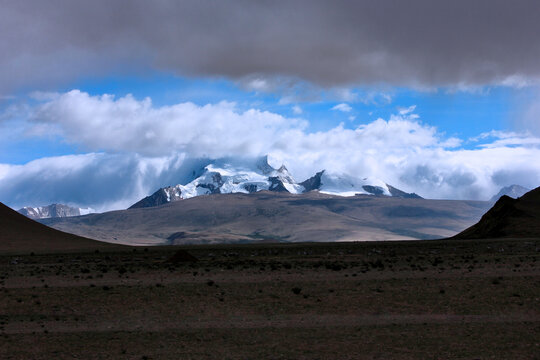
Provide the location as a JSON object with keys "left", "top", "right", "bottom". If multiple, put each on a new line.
{"left": 453, "top": 186, "right": 540, "bottom": 239}
{"left": 0, "top": 201, "right": 120, "bottom": 254}
{"left": 129, "top": 188, "right": 172, "bottom": 209}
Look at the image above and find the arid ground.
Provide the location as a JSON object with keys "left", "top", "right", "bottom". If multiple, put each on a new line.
{"left": 1, "top": 239, "right": 538, "bottom": 359}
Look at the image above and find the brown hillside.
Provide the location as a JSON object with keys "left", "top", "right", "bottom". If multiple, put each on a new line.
{"left": 453, "top": 186, "right": 540, "bottom": 239}
{"left": 0, "top": 202, "right": 119, "bottom": 254}
{"left": 42, "top": 191, "right": 491, "bottom": 245}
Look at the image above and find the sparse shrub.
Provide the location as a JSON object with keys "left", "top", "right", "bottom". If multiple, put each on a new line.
{"left": 292, "top": 287, "right": 301, "bottom": 295}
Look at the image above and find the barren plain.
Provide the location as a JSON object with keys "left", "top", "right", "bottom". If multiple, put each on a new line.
{"left": 1, "top": 239, "right": 538, "bottom": 359}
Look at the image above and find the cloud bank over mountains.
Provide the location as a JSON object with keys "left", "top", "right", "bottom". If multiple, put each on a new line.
{"left": 2, "top": 0, "right": 540, "bottom": 93}
{"left": 1, "top": 90, "right": 540, "bottom": 210}
{"left": 2, "top": 1, "right": 540, "bottom": 210}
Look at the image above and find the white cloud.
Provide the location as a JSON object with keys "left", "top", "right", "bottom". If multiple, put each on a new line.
{"left": 358, "top": 91, "right": 393, "bottom": 106}
{"left": 331, "top": 103, "right": 352, "bottom": 112}
{"left": 292, "top": 105, "right": 302, "bottom": 114}
{"left": 470, "top": 130, "right": 540, "bottom": 148}
{"left": 24, "top": 90, "right": 307, "bottom": 157}
{"left": 244, "top": 78, "right": 270, "bottom": 92}
{"left": 2, "top": 90, "right": 540, "bottom": 210}
{"left": 0, "top": 152, "right": 203, "bottom": 211}
{"left": 398, "top": 105, "right": 416, "bottom": 115}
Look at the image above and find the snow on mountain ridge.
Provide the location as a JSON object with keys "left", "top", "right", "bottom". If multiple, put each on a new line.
{"left": 318, "top": 171, "right": 391, "bottom": 197}
{"left": 129, "top": 156, "right": 421, "bottom": 209}
{"left": 17, "top": 203, "right": 94, "bottom": 219}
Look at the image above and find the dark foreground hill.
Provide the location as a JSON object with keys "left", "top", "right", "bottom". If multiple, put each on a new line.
{"left": 0, "top": 202, "right": 118, "bottom": 254}
{"left": 454, "top": 186, "right": 540, "bottom": 239}
{"left": 42, "top": 191, "right": 491, "bottom": 245}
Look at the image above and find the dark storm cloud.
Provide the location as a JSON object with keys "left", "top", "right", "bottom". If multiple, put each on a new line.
{"left": 1, "top": 0, "right": 540, "bottom": 92}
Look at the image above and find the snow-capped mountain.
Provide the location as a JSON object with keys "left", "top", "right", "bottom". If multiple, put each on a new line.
{"left": 130, "top": 156, "right": 421, "bottom": 209}
{"left": 18, "top": 204, "right": 94, "bottom": 220}
{"left": 489, "top": 184, "right": 530, "bottom": 202}
{"left": 300, "top": 170, "right": 421, "bottom": 198}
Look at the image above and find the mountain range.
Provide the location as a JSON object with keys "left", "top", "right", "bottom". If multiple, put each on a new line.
{"left": 129, "top": 156, "right": 421, "bottom": 209}
{"left": 17, "top": 203, "right": 93, "bottom": 220}
{"left": 41, "top": 191, "right": 491, "bottom": 245}
{"left": 9, "top": 155, "right": 537, "bottom": 247}
{"left": 14, "top": 157, "right": 528, "bottom": 219}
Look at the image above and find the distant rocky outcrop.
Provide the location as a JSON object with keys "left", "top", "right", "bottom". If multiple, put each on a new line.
{"left": 299, "top": 171, "right": 324, "bottom": 192}
{"left": 453, "top": 186, "right": 540, "bottom": 239}
{"left": 489, "top": 184, "right": 530, "bottom": 202}
{"left": 386, "top": 185, "right": 423, "bottom": 199}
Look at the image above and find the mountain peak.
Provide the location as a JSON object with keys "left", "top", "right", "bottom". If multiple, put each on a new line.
{"left": 129, "top": 158, "right": 421, "bottom": 209}
{"left": 255, "top": 155, "right": 274, "bottom": 175}
{"left": 490, "top": 184, "right": 530, "bottom": 202}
